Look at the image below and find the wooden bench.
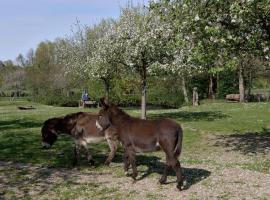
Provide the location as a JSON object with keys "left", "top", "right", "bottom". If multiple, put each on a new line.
{"left": 78, "top": 100, "right": 98, "bottom": 108}
{"left": 226, "top": 94, "right": 240, "bottom": 102}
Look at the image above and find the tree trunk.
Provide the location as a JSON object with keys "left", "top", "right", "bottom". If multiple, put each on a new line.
{"left": 239, "top": 65, "right": 245, "bottom": 103}
{"left": 248, "top": 70, "right": 252, "bottom": 99}
{"left": 105, "top": 83, "right": 109, "bottom": 100}
{"left": 193, "top": 87, "right": 199, "bottom": 106}
{"left": 216, "top": 72, "right": 219, "bottom": 98}
{"left": 181, "top": 76, "right": 189, "bottom": 103}
{"left": 102, "top": 78, "right": 110, "bottom": 100}
{"left": 208, "top": 74, "right": 214, "bottom": 99}
{"left": 141, "top": 68, "right": 147, "bottom": 119}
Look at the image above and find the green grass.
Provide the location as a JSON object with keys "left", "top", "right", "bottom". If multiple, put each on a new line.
{"left": 0, "top": 99, "right": 270, "bottom": 199}
{"left": 0, "top": 99, "right": 269, "bottom": 169}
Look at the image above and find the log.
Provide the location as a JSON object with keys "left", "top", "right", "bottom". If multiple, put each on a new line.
{"left": 17, "top": 106, "right": 36, "bottom": 110}
{"left": 226, "top": 94, "right": 240, "bottom": 102}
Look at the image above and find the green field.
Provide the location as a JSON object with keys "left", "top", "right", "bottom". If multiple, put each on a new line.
{"left": 0, "top": 99, "right": 269, "bottom": 199}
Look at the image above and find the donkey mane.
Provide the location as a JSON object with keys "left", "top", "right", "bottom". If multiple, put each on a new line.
{"left": 63, "top": 112, "right": 84, "bottom": 121}
{"left": 43, "top": 112, "right": 85, "bottom": 134}
{"left": 109, "top": 105, "right": 131, "bottom": 119}
{"left": 43, "top": 112, "right": 83, "bottom": 125}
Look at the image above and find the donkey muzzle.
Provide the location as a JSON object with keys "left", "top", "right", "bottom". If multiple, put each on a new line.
{"left": 95, "top": 120, "right": 103, "bottom": 131}
{"left": 42, "top": 142, "right": 51, "bottom": 149}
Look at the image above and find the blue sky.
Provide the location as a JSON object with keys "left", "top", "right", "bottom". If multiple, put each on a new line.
{"left": 0, "top": 0, "right": 146, "bottom": 61}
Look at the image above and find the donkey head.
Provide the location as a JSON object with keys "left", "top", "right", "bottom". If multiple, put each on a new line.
{"left": 41, "top": 119, "right": 59, "bottom": 149}
{"left": 96, "top": 97, "right": 111, "bottom": 131}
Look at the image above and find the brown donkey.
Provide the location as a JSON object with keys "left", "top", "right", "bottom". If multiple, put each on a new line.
{"left": 41, "top": 112, "right": 118, "bottom": 166}
{"left": 96, "top": 98, "right": 184, "bottom": 190}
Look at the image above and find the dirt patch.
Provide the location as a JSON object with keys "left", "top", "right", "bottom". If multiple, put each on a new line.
{"left": 213, "top": 132, "right": 270, "bottom": 155}
{"left": 0, "top": 161, "right": 269, "bottom": 199}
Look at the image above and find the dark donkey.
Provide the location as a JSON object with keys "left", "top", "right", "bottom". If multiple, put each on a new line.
{"left": 41, "top": 112, "right": 118, "bottom": 165}
{"left": 96, "top": 98, "right": 184, "bottom": 190}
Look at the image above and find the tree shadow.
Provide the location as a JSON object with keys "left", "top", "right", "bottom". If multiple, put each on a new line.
{"left": 0, "top": 161, "right": 90, "bottom": 199}
{"left": 66, "top": 149, "right": 211, "bottom": 190}
{"left": 73, "top": 153, "right": 124, "bottom": 168}
{"left": 0, "top": 151, "right": 210, "bottom": 199}
{"left": 133, "top": 155, "right": 211, "bottom": 190}
{"left": 0, "top": 119, "right": 42, "bottom": 132}
{"left": 148, "top": 111, "right": 228, "bottom": 122}
{"left": 213, "top": 128, "right": 270, "bottom": 155}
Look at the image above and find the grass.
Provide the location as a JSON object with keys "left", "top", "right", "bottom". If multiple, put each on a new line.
{"left": 0, "top": 99, "right": 270, "bottom": 199}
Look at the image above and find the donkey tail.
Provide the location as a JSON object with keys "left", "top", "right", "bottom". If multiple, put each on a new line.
{"left": 174, "top": 125, "right": 183, "bottom": 158}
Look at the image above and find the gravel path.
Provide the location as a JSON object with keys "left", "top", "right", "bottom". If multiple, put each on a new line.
{"left": 0, "top": 161, "right": 269, "bottom": 200}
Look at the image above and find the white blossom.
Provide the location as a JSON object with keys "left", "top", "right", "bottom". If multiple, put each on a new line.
{"left": 195, "top": 14, "right": 200, "bottom": 21}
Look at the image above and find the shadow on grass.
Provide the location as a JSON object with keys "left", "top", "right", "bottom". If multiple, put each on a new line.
{"left": 0, "top": 126, "right": 209, "bottom": 193}
{"left": 0, "top": 119, "right": 42, "bottom": 132}
{"left": 67, "top": 147, "right": 210, "bottom": 190}
{"left": 213, "top": 128, "right": 270, "bottom": 155}
{"left": 0, "top": 154, "right": 211, "bottom": 199}
{"left": 73, "top": 152, "right": 211, "bottom": 190}
{"left": 0, "top": 161, "right": 99, "bottom": 199}
{"left": 134, "top": 156, "right": 211, "bottom": 190}
{"left": 148, "top": 111, "right": 228, "bottom": 122}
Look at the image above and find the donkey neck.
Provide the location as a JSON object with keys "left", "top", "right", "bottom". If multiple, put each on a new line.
{"left": 109, "top": 107, "right": 131, "bottom": 126}
{"left": 57, "top": 117, "right": 77, "bottom": 135}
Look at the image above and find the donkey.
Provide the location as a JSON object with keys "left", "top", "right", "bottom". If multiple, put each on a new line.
{"left": 41, "top": 112, "right": 118, "bottom": 166}
{"left": 96, "top": 98, "right": 184, "bottom": 190}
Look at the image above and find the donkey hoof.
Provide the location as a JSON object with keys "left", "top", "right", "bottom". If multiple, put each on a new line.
{"left": 132, "top": 173, "right": 138, "bottom": 180}
{"left": 89, "top": 160, "right": 95, "bottom": 166}
{"left": 159, "top": 178, "right": 167, "bottom": 184}
{"left": 183, "top": 179, "right": 187, "bottom": 187}
{"left": 177, "top": 183, "right": 184, "bottom": 191}
{"left": 177, "top": 184, "right": 182, "bottom": 191}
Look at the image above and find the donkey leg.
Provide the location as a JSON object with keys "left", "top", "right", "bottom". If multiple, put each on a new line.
{"left": 158, "top": 141, "right": 174, "bottom": 185}
{"left": 105, "top": 138, "right": 118, "bottom": 166}
{"left": 126, "top": 147, "right": 138, "bottom": 180}
{"left": 73, "top": 144, "right": 80, "bottom": 166}
{"left": 159, "top": 165, "right": 169, "bottom": 184}
{"left": 85, "top": 150, "right": 95, "bottom": 166}
{"left": 81, "top": 142, "right": 95, "bottom": 166}
{"left": 159, "top": 156, "right": 170, "bottom": 184}
{"left": 172, "top": 159, "right": 184, "bottom": 190}
{"left": 159, "top": 139, "right": 183, "bottom": 189}
{"left": 123, "top": 149, "right": 131, "bottom": 176}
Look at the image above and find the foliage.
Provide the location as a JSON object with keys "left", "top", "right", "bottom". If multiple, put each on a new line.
{"left": 2, "top": 1, "right": 270, "bottom": 107}
{"left": 216, "top": 70, "right": 239, "bottom": 98}
{"left": 0, "top": 61, "right": 26, "bottom": 96}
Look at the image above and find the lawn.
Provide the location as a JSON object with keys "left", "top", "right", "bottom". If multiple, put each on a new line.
{"left": 0, "top": 99, "right": 269, "bottom": 199}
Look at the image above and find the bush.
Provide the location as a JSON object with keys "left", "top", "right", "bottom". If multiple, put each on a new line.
{"left": 29, "top": 75, "right": 185, "bottom": 108}
{"left": 216, "top": 70, "right": 238, "bottom": 98}
{"left": 110, "top": 76, "right": 184, "bottom": 108}
{"left": 31, "top": 89, "right": 81, "bottom": 107}
{"left": 148, "top": 76, "right": 184, "bottom": 108}
{"left": 189, "top": 73, "right": 209, "bottom": 100}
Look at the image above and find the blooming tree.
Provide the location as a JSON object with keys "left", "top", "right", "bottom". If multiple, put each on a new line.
{"left": 56, "top": 19, "right": 121, "bottom": 98}
{"left": 152, "top": 0, "right": 270, "bottom": 102}
{"left": 115, "top": 7, "right": 172, "bottom": 119}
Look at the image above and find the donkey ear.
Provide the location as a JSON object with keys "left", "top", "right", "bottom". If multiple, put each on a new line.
{"left": 99, "top": 97, "right": 109, "bottom": 108}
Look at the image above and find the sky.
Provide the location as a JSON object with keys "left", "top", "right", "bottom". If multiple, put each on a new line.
{"left": 0, "top": 0, "right": 146, "bottom": 62}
